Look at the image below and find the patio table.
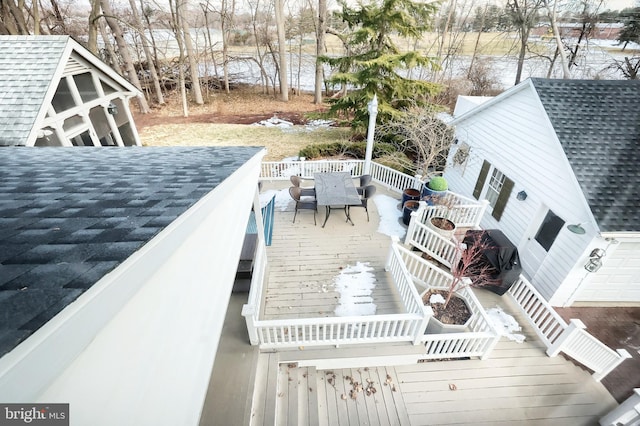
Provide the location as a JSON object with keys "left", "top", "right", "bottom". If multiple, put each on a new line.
{"left": 314, "top": 172, "right": 362, "bottom": 228}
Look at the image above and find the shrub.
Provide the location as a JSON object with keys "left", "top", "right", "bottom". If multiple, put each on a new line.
{"left": 299, "top": 141, "right": 397, "bottom": 160}
{"left": 374, "top": 152, "right": 413, "bottom": 174}
{"left": 428, "top": 176, "right": 448, "bottom": 191}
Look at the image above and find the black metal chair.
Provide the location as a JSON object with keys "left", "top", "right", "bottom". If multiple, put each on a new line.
{"left": 348, "top": 184, "right": 376, "bottom": 222}
{"left": 357, "top": 174, "right": 372, "bottom": 188}
{"left": 289, "top": 186, "right": 317, "bottom": 225}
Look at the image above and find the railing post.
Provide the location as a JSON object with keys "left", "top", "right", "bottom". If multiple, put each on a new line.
{"left": 593, "top": 349, "right": 633, "bottom": 382}
{"left": 599, "top": 388, "right": 640, "bottom": 426}
{"left": 386, "top": 236, "right": 400, "bottom": 270}
{"left": 546, "top": 318, "right": 585, "bottom": 357}
{"left": 474, "top": 200, "right": 490, "bottom": 228}
{"left": 241, "top": 304, "right": 260, "bottom": 345}
{"left": 405, "top": 202, "right": 425, "bottom": 245}
{"left": 414, "top": 306, "right": 433, "bottom": 345}
{"left": 413, "top": 174, "right": 423, "bottom": 191}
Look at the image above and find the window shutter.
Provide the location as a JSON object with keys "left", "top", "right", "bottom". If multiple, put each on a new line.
{"left": 473, "top": 160, "right": 490, "bottom": 199}
{"left": 492, "top": 177, "right": 514, "bottom": 221}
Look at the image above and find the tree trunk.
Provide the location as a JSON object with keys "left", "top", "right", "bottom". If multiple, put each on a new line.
{"left": 87, "top": 0, "right": 101, "bottom": 53}
{"left": 514, "top": 27, "right": 527, "bottom": 85}
{"left": 179, "top": 2, "right": 204, "bottom": 104}
{"left": 314, "top": 0, "right": 326, "bottom": 103}
{"left": 169, "top": 0, "right": 189, "bottom": 117}
{"left": 100, "top": 0, "right": 150, "bottom": 113}
{"left": 274, "top": 0, "right": 289, "bottom": 101}
{"left": 546, "top": 0, "right": 570, "bottom": 78}
{"left": 221, "top": 0, "right": 231, "bottom": 93}
{"left": 98, "top": 19, "right": 123, "bottom": 75}
{"left": 128, "top": 0, "right": 164, "bottom": 104}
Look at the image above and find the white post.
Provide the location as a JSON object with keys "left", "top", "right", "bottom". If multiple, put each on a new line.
{"left": 241, "top": 304, "right": 260, "bottom": 345}
{"left": 364, "top": 94, "right": 378, "bottom": 175}
{"left": 414, "top": 305, "right": 433, "bottom": 345}
{"left": 593, "top": 348, "right": 632, "bottom": 382}
{"left": 599, "top": 388, "right": 640, "bottom": 426}
{"left": 546, "top": 318, "right": 585, "bottom": 357}
{"left": 385, "top": 236, "right": 400, "bottom": 270}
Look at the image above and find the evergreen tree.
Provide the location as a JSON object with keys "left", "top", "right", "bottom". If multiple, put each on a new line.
{"left": 322, "top": 0, "right": 441, "bottom": 131}
{"left": 618, "top": 7, "right": 640, "bottom": 51}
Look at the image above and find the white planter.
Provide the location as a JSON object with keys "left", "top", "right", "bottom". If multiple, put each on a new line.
{"left": 422, "top": 289, "right": 475, "bottom": 334}
{"left": 427, "top": 217, "right": 456, "bottom": 241}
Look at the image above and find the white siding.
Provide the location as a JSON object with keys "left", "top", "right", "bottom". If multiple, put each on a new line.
{"left": 446, "top": 85, "right": 596, "bottom": 302}
{"left": 31, "top": 154, "right": 265, "bottom": 425}
{"left": 575, "top": 241, "right": 640, "bottom": 303}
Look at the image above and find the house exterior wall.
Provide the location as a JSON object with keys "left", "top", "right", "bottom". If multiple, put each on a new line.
{"left": 445, "top": 85, "right": 598, "bottom": 304}
{"left": 1, "top": 152, "right": 265, "bottom": 424}
{"left": 573, "top": 237, "right": 640, "bottom": 304}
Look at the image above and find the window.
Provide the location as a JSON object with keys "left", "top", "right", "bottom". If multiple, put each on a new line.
{"left": 473, "top": 160, "right": 514, "bottom": 221}
{"left": 486, "top": 168, "right": 505, "bottom": 208}
{"left": 51, "top": 77, "right": 76, "bottom": 112}
{"left": 534, "top": 210, "right": 565, "bottom": 251}
{"left": 74, "top": 73, "right": 99, "bottom": 103}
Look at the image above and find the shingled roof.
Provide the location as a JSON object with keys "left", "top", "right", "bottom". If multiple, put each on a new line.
{"left": 0, "top": 146, "right": 262, "bottom": 357}
{"left": 0, "top": 35, "right": 139, "bottom": 147}
{"left": 530, "top": 78, "right": 640, "bottom": 233}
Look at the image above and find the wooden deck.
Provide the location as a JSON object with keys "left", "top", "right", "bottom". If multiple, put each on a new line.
{"left": 213, "top": 181, "right": 619, "bottom": 425}
{"left": 261, "top": 181, "right": 405, "bottom": 320}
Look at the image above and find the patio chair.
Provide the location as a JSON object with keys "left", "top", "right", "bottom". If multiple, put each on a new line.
{"left": 290, "top": 175, "right": 314, "bottom": 188}
{"left": 356, "top": 174, "right": 372, "bottom": 188}
{"left": 348, "top": 184, "right": 376, "bottom": 222}
{"left": 289, "top": 186, "right": 317, "bottom": 225}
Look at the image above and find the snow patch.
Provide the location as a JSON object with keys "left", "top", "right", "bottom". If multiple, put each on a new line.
{"left": 429, "top": 293, "right": 446, "bottom": 304}
{"left": 372, "top": 195, "right": 407, "bottom": 239}
{"left": 333, "top": 262, "right": 377, "bottom": 317}
{"left": 486, "top": 306, "right": 526, "bottom": 343}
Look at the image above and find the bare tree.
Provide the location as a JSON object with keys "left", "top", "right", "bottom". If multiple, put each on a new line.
{"left": 376, "top": 110, "right": 455, "bottom": 178}
{"left": 544, "top": 0, "right": 570, "bottom": 78}
{"left": 100, "top": 0, "right": 150, "bottom": 113}
{"left": 274, "top": 0, "right": 288, "bottom": 100}
{"left": 169, "top": 0, "right": 189, "bottom": 116}
{"left": 314, "top": 0, "right": 326, "bottom": 103}
{"left": 128, "top": 0, "right": 165, "bottom": 104}
{"left": 1, "top": 0, "right": 30, "bottom": 34}
{"left": 179, "top": 1, "right": 204, "bottom": 104}
{"left": 506, "top": 0, "right": 544, "bottom": 84}
{"left": 608, "top": 56, "right": 640, "bottom": 79}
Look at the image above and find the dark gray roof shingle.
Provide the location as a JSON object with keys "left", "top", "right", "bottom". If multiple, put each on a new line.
{"left": 0, "top": 35, "right": 69, "bottom": 146}
{"left": 0, "top": 146, "right": 262, "bottom": 356}
{"left": 531, "top": 78, "right": 640, "bottom": 233}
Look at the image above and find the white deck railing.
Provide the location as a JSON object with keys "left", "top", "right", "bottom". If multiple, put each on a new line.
{"left": 405, "top": 219, "right": 460, "bottom": 269}
{"left": 508, "top": 276, "right": 632, "bottom": 381}
{"left": 261, "top": 159, "right": 364, "bottom": 180}
{"left": 411, "top": 196, "right": 489, "bottom": 230}
{"left": 243, "top": 239, "right": 431, "bottom": 349}
{"left": 260, "top": 159, "right": 421, "bottom": 196}
{"left": 396, "top": 244, "right": 501, "bottom": 360}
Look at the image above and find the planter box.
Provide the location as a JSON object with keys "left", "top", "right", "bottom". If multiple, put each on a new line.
{"left": 427, "top": 217, "right": 456, "bottom": 240}
{"left": 422, "top": 289, "right": 476, "bottom": 334}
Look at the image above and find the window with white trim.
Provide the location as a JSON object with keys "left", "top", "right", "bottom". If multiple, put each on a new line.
{"left": 486, "top": 168, "right": 506, "bottom": 208}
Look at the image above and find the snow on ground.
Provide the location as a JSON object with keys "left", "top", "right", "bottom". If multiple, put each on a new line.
{"left": 372, "top": 194, "right": 407, "bottom": 240}
{"left": 333, "top": 262, "right": 377, "bottom": 317}
{"left": 486, "top": 306, "right": 526, "bottom": 343}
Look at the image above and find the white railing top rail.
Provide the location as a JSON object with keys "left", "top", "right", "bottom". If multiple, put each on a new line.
{"left": 253, "top": 312, "right": 423, "bottom": 328}
{"left": 508, "top": 275, "right": 569, "bottom": 331}
{"left": 405, "top": 220, "right": 459, "bottom": 269}
{"left": 261, "top": 160, "right": 365, "bottom": 180}
{"left": 244, "top": 240, "right": 267, "bottom": 317}
{"left": 387, "top": 239, "right": 432, "bottom": 316}
{"left": 368, "top": 162, "right": 420, "bottom": 194}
